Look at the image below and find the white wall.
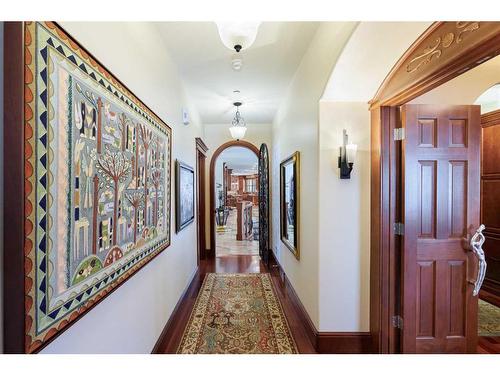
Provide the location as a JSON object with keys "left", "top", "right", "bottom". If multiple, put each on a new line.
{"left": 203, "top": 123, "right": 272, "bottom": 249}
{"left": 271, "top": 22, "right": 357, "bottom": 329}
{"left": 40, "top": 22, "right": 203, "bottom": 353}
{"left": 318, "top": 102, "right": 370, "bottom": 331}
{"left": 316, "top": 22, "right": 430, "bottom": 332}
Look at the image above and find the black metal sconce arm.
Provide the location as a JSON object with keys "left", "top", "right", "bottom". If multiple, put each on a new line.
{"left": 338, "top": 156, "right": 353, "bottom": 179}
{"left": 338, "top": 129, "right": 354, "bottom": 179}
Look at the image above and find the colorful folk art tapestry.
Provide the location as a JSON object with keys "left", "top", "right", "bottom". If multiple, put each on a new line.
{"left": 24, "top": 22, "right": 172, "bottom": 353}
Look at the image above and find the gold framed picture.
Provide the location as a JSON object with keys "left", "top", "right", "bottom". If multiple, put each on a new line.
{"left": 280, "top": 151, "right": 300, "bottom": 260}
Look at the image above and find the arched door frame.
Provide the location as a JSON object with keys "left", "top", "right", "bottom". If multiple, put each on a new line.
{"left": 209, "top": 140, "right": 260, "bottom": 256}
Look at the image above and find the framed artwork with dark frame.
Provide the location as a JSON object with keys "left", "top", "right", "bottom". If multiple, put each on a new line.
{"left": 175, "top": 160, "right": 195, "bottom": 232}
{"left": 280, "top": 151, "right": 300, "bottom": 260}
{"left": 3, "top": 22, "right": 172, "bottom": 353}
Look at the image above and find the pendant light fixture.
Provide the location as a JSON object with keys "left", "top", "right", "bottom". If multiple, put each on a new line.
{"left": 229, "top": 101, "right": 247, "bottom": 140}
{"left": 216, "top": 22, "right": 261, "bottom": 52}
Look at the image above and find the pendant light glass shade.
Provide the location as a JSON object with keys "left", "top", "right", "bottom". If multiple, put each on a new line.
{"left": 216, "top": 22, "right": 261, "bottom": 51}
{"left": 229, "top": 105, "right": 247, "bottom": 140}
{"left": 229, "top": 125, "right": 247, "bottom": 140}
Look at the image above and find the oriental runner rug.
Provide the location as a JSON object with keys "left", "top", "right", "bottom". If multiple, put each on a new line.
{"left": 177, "top": 273, "right": 298, "bottom": 354}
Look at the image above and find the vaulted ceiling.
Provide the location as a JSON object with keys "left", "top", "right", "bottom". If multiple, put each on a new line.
{"left": 154, "top": 22, "right": 321, "bottom": 124}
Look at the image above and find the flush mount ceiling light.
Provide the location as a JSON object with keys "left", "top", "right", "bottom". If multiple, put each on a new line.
{"left": 229, "top": 101, "right": 247, "bottom": 140}
{"left": 216, "top": 22, "right": 261, "bottom": 52}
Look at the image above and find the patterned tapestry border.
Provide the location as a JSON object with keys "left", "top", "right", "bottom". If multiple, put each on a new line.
{"left": 177, "top": 273, "right": 298, "bottom": 354}
{"left": 23, "top": 21, "right": 172, "bottom": 353}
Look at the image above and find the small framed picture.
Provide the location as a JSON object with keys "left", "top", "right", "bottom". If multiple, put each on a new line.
{"left": 176, "top": 160, "right": 195, "bottom": 232}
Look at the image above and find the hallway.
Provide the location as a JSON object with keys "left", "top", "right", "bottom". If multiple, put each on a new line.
{"left": 2, "top": 9, "right": 500, "bottom": 367}
{"left": 153, "top": 255, "right": 316, "bottom": 353}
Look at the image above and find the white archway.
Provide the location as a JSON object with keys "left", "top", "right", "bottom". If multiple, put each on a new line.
{"left": 316, "top": 22, "right": 430, "bottom": 332}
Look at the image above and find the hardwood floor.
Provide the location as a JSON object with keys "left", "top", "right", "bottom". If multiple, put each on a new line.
{"left": 153, "top": 253, "right": 498, "bottom": 354}
{"left": 153, "top": 255, "right": 317, "bottom": 354}
{"left": 478, "top": 336, "right": 500, "bottom": 354}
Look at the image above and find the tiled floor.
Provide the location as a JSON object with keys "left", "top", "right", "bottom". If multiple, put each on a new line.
{"left": 216, "top": 207, "right": 259, "bottom": 256}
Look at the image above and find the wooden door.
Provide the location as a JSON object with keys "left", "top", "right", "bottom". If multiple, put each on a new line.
{"left": 259, "top": 143, "right": 270, "bottom": 265}
{"left": 480, "top": 110, "right": 500, "bottom": 305}
{"left": 401, "top": 104, "right": 481, "bottom": 353}
{"left": 195, "top": 138, "right": 208, "bottom": 262}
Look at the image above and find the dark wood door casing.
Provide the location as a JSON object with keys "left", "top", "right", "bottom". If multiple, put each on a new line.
{"left": 370, "top": 106, "right": 402, "bottom": 354}
{"left": 195, "top": 138, "right": 208, "bottom": 262}
{"left": 401, "top": 104, "right": 481, "bottom": 353}
{"left": 480, "top": 110, "right": 500, "bottom": 303}
{"left": 3, "top": 21, "right": 25, "bottom": 354}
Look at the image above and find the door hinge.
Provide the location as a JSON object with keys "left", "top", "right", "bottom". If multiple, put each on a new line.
{"left": 394, "top": 128, "right": 405, "bottom": 141}
{"left": 394, "top": 222, "right": 404, "bottom": 236}
{"left": 392, "top": 315, "right": 403, "bottom": 329}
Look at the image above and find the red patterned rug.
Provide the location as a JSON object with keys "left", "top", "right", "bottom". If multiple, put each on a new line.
{"left": 177, "top": 273, "right": 298, "bottom": 354}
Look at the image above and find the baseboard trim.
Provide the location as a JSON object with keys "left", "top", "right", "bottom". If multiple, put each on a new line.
{"left": 479, "top": 288, "right": 500, "bottom": 308}
{"left": 268, "top": 251, "right": 373, "bottom": 354}
{"left": 271, "top": 252, "right": 318, "bottom": 349}
{"left": 151, "top": 266, "right": 199, "bottom": 354}
{"left": 317, "top": 332, "right": 373, "bottom": 354}
{"left": 205, "top": 248, "right": 215, "bottom": 258}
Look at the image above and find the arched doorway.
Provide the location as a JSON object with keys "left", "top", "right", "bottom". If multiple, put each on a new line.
{"left": 209, "top": 140, "right": 260, "bottom": 256}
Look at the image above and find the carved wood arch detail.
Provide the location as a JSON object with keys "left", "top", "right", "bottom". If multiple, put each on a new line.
{"left": 369, "top": 21, "right": 500, "bottom": 109}
{"left": 208, "top": 140, "right": 260, "bottom": 255}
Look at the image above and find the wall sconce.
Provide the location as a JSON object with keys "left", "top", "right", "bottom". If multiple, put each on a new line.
{"left": 338, "top": 129, "right": 357, "bottom": 179}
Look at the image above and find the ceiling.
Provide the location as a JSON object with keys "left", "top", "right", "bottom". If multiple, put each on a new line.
{"left": 476, "top": 83, "right": 500, "bottom": 113}
{"left": 154, "top": 22, "right": 320, "bottom": 124}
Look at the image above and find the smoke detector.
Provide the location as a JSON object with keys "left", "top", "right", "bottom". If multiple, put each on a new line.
{"left": 231, "top": 55, "right": 243, "bottom": 71}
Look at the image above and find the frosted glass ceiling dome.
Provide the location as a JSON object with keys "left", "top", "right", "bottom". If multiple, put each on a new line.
{"left": 216, "top": 22, "right": 261, "bottom": 52}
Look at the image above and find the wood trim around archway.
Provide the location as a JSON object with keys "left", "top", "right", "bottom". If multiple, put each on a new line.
{"left": 208, "top": 140, "right": 260, "bottom": 257}
{"left": 370, "top": 21, "right": 500, "bottom": 109}
{"left": 369, "top": 21, "right": 500, "bottom": 353}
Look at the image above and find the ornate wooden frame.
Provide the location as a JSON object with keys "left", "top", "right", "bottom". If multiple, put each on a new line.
{"left": 208, "top": 140, "right": 259, "bottom": 255}
{"left": 3, "top": 21, "right": 173, "bottom": 353}
{"left": 280, "top": 151, "right": 300, "bottom": 260}
{"left": 369, "top": 21, "right": 500, "bottom": 353}
{"left": 370, "top": 22, "right": 500, "bottom": 109}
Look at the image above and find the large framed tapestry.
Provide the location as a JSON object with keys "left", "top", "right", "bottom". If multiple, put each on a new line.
{"left": 10, "top": 22, "right": 172, "bottom": 353}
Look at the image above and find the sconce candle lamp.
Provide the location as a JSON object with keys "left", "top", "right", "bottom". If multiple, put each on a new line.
{"left": 338, "top": 129, "right": 357, "bottom": 179}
